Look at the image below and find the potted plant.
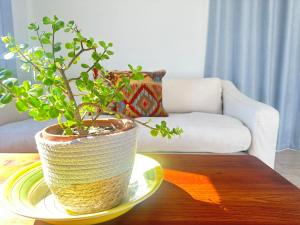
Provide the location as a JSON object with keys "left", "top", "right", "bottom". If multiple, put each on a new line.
{"left": 0, "top": 16, "right": 182, "bottom": 214}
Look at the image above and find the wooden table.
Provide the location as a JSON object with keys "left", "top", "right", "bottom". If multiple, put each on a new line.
{"left": 1, "top": 153, "right": 300, "bottom": 225}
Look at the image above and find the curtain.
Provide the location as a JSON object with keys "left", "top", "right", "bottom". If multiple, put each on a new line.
{"left": 204, "top": 0, "right": 300, "bottom": 150}
{"left": 0, "top": 0, "right": 15, "bottom": 71}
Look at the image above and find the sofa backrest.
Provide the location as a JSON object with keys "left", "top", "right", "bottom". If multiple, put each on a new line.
{"left": 0, "top": 101, "right": 29, "bottom": 126}
{"left": 162, "top": 77, "right": 222, "bottom": 114}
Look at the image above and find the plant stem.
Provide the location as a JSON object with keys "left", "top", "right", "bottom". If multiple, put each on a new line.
{"left": 108, "top": 110, "right": 156, "bottom": 130}
{"left": 52, "top": 29, "right": 55, "bottom": 64}
{"left": 133, "top": 118, "right": 156, "bottom": 129}
{"left": 17, "top": 51, "right": 41, "bottom": 72}
{"left": 76, "top": 102, "right": 102, "bottom": 130}
{"left": 58, "top": 69, "right": 76, "bottom": 101}
{"left": 86, "top": 48, "right": 107, "bottom": 73}
{"left": 36, "top": 30, "right": 44, "bottom": 49}
{"left": 67, "top": 48, "right": 95, "bottom": 69}
{"left": 58, "top": 69, "right": 82, "bottom": 124}
{"left": 76, "top": 102, "right": 101, "bottom": 116}
{"left": 66, "top": 40, "right": 94, "bottom": 69}
{"left": 0, "top": 82, "right": 13, "bottom": 94}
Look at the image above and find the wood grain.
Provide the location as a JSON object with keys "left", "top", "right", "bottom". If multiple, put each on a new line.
{"left": 103, "top": 154, "right": 300, "bottom": 225}
{"left": 1, "top": 153, "right": 300, "bottom": 225}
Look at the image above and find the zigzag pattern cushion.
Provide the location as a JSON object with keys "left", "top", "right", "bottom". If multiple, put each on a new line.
{"left": 109, "top": 70, "right": 168, "bottom": 118}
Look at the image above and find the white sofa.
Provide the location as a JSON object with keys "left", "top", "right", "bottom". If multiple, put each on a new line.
{"left": 0, "top": 78, "right": 279, "bottom": 168}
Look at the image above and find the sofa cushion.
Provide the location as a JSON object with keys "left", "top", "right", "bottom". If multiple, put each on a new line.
{"left": 0, "top": 113, "right": 251, "bottom": 154}
{"left": 0, "top": 102, "right": 29, "bottom": 126}
{"left": 162, "top": 78, "right": 222, "bottom": 114}
{"left": 110, "top": 70, "right": 168, "bottom": 117}
{"left": 136, "top": 112, "right": 251, "bottom": 153}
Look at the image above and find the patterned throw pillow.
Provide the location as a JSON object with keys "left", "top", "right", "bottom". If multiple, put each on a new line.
{"left": 108, "top": 70, "right": 168, "bottom": 118}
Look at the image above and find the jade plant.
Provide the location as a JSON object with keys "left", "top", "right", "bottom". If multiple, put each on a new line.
{"left": 0, "top": 16, "right": 183, "bottom": 138}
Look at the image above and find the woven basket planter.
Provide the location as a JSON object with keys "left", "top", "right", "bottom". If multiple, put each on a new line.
{"left": 35, "top": 118, "right": 137, "bottom": 215}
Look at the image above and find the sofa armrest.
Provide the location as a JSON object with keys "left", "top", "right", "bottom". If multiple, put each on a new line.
{"left": 222, "top": 80, "right": 279, "bottom": 168}
{"left": 0, "top": 101, "right": 29, "bottom": 126}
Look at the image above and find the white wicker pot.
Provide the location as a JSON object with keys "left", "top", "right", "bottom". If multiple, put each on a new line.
{"left": 35, "top": 118, "right": 137, "bottom": 214}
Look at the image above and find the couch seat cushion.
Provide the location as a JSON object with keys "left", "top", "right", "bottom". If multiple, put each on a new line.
{"left": 136, "top": 112, "right": 251, "bottom": 153}
{"left": 0, "top": 112, "right": 251, "bottom": 154}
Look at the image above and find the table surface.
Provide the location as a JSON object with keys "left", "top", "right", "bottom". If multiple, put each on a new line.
{"left": 1, "top": 153, "right": 300, "bottom": 225}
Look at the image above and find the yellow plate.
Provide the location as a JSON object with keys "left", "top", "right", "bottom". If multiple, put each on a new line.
{"left": 2, "top": 154, "right": 163, "bottom": 225}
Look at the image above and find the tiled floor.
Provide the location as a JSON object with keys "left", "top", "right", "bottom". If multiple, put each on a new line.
{"left": 275, "top": 149, "right": 300, "bottom": 188}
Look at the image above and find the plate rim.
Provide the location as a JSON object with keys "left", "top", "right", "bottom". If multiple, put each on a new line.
{"left": 2, "top": 153, "right": 163, "bottom": 222}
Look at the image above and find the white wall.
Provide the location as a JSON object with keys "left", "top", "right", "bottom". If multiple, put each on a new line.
{"left": 11, "top": 0, "right": 209, "bottom": 77}
{"left": 11, "top": 0, "right": 31, "bottom": 81}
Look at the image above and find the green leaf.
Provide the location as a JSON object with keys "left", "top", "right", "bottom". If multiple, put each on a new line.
{"left": 21, "top": 63, "right": 31, "bottom": 72}
{"left": 28, "top": 84, "right": 44, "bottom": 97}
{"left": 132, "top": 72, "right": 144, "bottom": 80}
{"left": 42, "top": 17, "right": 52, "bottom": 25}
{"left": 53, "top": 20, "right": 64, "bottom": 32}
{"left": 53, "top": 42, "right": 62, "bottom": 52}
{"left": 99, "top": 41, "right": 106, "bottom": 48}
{"left": 128, "top": 64, "right": 134, "bottom": 70}
{"left": 3, "top": 78, "right": 18, "bottom": 87}
{"left": 94, "top": 63, "right": 102, "bottom": 70}
{"left": 22, "top": 80, "right": 31, "bottom": 91}
{"left": 81, "top": 95, "right": 91, "bottom": 103}
{"left": 65, "top": 42, "right": 73, "bottom": 49}
{"left": 81, "top": 63, "right": 89, "bottom": 68}
{"left": 45, "top": 52, "right": 53, "bottom": 58}
{"left": 107, "top": 50, "right": 114, "bottom": 56}
{"left": 28, "top": 96, "right": 40, "bottom": 107}
{"left": 150, "top": 129, "right": 159, "bottom": 137}
{"left": 16, "top": 99, "right": 28, "bottom": 112}
{"left": 80, "top": 72, "right": 89, "bottom": 81}
{"left": 44, "top": 32, "right": 52, "bottom": 39}
{"left": 42, "top": 78, "right": 54, "bottom": 86}
{"left": 0, "top": 93, "right": 12, "bottom": 104}
{"left": 64, "top": 127, "right": 73, "bottom": 135}
{"left": 30, "top": 36, "right": 38, "bottom": 40}
{"left": 1, "top": 36, "right": 11, "bottom": 44}
{"left": 28, "top": 23, "right": 39, "bottom": 31}
{"left": 67, "top": 20, "right": 74, "bottom": 26}
{"left": 86, "top": 40, "right": 93, "bottom": 48}
{"left": 41, "top": 37, "right": 51, "bottom": 44}
{"left": 34, "top": 49, "right": 44, "bottom": 59}
{"left": 0, "top": 69, "right": 13, "bottom": 80}
{"left": 75, "top": 79, "right": 85, "bottom": 91}
{"left": 86, "top": 80, "right": 94, "bottom": 90}
{"left": 92, "top": 51, "right": 99, "bottom": 60}
{"left": 64, "top": 110, "right": 74, "bottom": 120}
{"left": 102, "top": 55, "right": 109, "bottom": 60}
{"left": 48, "top": 108, "right": 59, "bottom": 118}
{"left": 10, "top": 86, "right": 23, "bottom": 97}
{"left": 52, "top": 87, "right": 63, "bottom": 96}
{"left": 68, "top": 51, "right": 75, "bottom": 57}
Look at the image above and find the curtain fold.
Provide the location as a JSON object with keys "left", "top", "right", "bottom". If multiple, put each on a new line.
{"left": 0, "top": 0, "right": 15, "bottom": 71}
{"left": 205, "top": 0, "right": 300, "bottom": 150}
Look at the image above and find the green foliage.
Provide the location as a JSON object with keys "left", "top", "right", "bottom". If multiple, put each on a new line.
{"left": 151, "top": 121, "right": 183, "bottom": 139}
{"left": 0, "top": 15, "right": 183, "bottom": 138}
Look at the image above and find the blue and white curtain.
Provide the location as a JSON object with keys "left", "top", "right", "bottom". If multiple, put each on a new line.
{"left": 205, "top": 0, "right": 300, "bottom": 150}
{"left": 0, "top": 0, "right": 15, "bottom": 70}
